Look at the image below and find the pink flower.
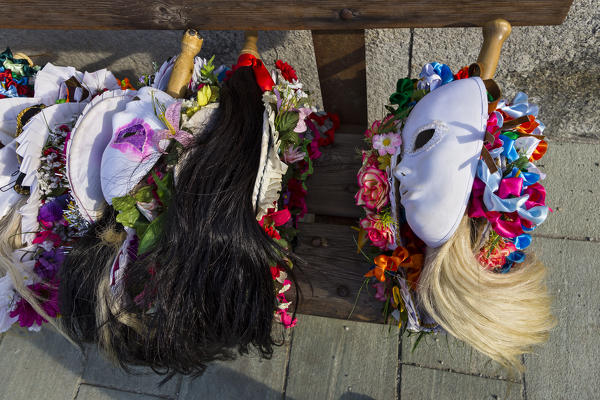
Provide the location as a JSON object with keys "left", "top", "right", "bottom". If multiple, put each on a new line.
{"left": 364, "top": 120, "right": 382, "bottom": 138}
{"left": 359, "top": 212, "right": 395, "bottom": 250}
{"left": 355, "top": 166, "right": 389, "bottom": 211}
{"left": 372, "top": 133, "right": 402, "bottom": 156}
{"left": 277, "top": 309, "right": 297, "bottom": 329}
{"left": 477, "top": 240, "right": 517, "bottom": 269}
{"left": 283, "top": 145, "right": 306, "bottom": 164}
{"left": 372, "top": 282, "right": 386, "bottom": 302}
{"left": 294, "top": 107, "right": 313, "bottom": 133}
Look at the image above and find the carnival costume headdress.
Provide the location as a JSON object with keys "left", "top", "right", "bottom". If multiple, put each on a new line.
{"left": 0, "top": 31, "right": 337, "bottom": 377}
{"left": 355, "top": 20, "right": 553, "bottom": 370}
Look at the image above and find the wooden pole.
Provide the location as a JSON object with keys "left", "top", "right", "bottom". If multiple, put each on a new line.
{"left": 477, "top": 19, "right": 511, "bottom": 79}
{"left": 240, "top": 30, "right": 260, "bottom": 58}
{"left": 166, "top": 29, "right": 203, "bottom": 98}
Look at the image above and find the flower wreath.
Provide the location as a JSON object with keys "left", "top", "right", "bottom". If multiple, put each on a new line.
{"left": 355, "top": 61, "right": 549, "bottom": 332}
{"left": 0, "top": 52, "right": 337, "bottom": 332}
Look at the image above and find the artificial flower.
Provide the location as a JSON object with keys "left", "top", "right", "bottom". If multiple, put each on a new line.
{"left": 372, "top": 132, "right": 402, "bottom": 156}
{"left": 454, "top": 66, "right": 470, "bottom": 80}
{"left": 359, "top": 212, "right": 395, "bottom": 250}
{"left": 34, "top": 249, "right": 65, "bottom": 280}
{"left": 355, "top": 166, "right": 389, "bottom": 211}
{"left": 372, "top": 282, "right": 386, "bottom": 302}
{"left": 9, "top": 282, "right": 59, "bottom": 328}
{"left": 275, "top": 60, "right": 298, "bottom": 82}
{"left": 294, "top": 107, "right": 313, "bottom": 133}
{"left": 364, "top": 120, "right": 382, "bottom": 139}
{"left": 477, "top": 239, "right": 517, "bottom": 270}
{"left": 283, "top": 145, "right": 306, "bottom": 164}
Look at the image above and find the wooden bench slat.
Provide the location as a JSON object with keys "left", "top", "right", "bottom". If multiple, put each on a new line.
{"left": 306, "top": 132, "right": 364, "bottom": 219}
{"left": 3, "top": 1, "right": 572, "bottom": 30}
{"left": 294, "top": 222, "right": 383, "bottom": 323}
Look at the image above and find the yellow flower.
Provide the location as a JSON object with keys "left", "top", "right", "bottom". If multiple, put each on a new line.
{"left": 197, "top": 85, "right": 212, "bottom": 107}
{"left": 378, "top": 155, "right": 391, "bottom": 169}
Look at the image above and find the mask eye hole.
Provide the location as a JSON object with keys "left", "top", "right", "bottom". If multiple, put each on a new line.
{"left": 414, "top": 128, "right": 436, "bottom": 151}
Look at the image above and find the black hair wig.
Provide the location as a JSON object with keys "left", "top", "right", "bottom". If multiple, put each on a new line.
{"left": 59, "top": 66, "right": 297, "bottom": 378}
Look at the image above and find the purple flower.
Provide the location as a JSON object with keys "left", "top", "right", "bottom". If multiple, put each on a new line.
{"left": 111, "top": 118, "right": 155, "bottom": 161}
{"left": 38, "top": 200, "right": 64, "bottom": 225}
{"left": 9, "top": 282, "right": 59, "bottom": 328}
{"left": 34, "top": 248, "right": 65, "bottom": 280}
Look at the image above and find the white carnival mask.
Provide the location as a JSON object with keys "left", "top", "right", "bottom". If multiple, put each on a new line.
{"left": 393, "top": 77, "right": 488, "bottom": 247}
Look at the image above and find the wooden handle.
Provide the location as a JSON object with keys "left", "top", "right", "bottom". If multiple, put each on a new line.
{"left": 476, "top": 19, "right": 511, "bottom": 80}
{"left": 166, "top": 29, "right": 203, "bottom": 98}
{"left": 240, "top": 30, "right": 260, "bottom": 58}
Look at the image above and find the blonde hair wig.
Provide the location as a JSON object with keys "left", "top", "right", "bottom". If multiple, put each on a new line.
{"left": 418, "top": 217, "right": 555, "bottom": 371}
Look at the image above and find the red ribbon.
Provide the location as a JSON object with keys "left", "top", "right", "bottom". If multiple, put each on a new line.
{"left": 231, "top": 53, "right": 274, "bottom": 92}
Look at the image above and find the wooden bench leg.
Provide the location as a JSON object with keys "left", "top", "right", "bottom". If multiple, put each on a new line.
{"left": 311, "top": 29, "right": 368, "bottom": 128}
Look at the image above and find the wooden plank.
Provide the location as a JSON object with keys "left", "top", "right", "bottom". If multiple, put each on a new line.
{"left": 312, "top": 30, "right": 368, "bottom": 126}
{"left": 2, "top": 1, "right": 573, "bottom": 30}
{"left": 306, "top": 131, "right": 364, "bottom": 219}
{"left": 293, "top": 222, "right": 384, "bottom": 323}
{"left": 285, "top": 314, "right": 398, "bottom": 400}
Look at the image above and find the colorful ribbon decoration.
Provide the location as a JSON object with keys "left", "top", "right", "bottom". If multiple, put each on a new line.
{"left": 230, "top": 53, "right": 274, "bottom": 92}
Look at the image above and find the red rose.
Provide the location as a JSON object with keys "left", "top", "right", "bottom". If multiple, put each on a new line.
{"left": 275, "top": 60, "right": 298, "bottom": 82}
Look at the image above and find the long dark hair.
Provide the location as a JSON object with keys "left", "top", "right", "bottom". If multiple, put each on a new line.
{"left": 59, "top": 66, "right": 296, "bottom": 378}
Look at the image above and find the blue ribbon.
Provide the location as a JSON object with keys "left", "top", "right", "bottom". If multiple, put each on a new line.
{"left": 429, "top": 62, "right": 454, "bottom": 86}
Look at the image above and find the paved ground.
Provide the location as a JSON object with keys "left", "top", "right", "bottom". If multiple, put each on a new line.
{"left": 0, "top": 0, "right": 598, "bottom": 398}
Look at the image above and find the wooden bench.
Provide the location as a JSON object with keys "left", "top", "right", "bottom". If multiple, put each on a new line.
{"left": 2, "top": 0, "right": 573, "bottom": 322}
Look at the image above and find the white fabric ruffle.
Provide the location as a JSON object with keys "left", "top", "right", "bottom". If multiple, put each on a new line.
{"left": 0, "top": 97, "right": 42, "bottom": 145}
{"left": 0, "top": 141, "right": 23, "bottom": 219}
{"left": 253, "top": 106, "right": 288, "bottom": 220}
{"left": 67, "top": 89, "right": 137, "bottom": 222}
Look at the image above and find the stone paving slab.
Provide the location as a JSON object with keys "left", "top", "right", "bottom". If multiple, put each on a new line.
{"left": 402, "top": 333, "right": 513, "bottom": 381}
{"left": 0, "top": 326, "right": 84, "bottom": 400}
{"left": 76, "top": 384, "right": 166, "bottom": 400}
{"left": 531, "top": 142, "right": 600, "bottom": 240}
{"left": 525, "top": 238, "right": 600, "bottom": 400}
{"left": 285, "top": 314, "right": 399, "bottom": 400}
{"left": 82, "top": 345, "right": 181, "bottom": 398}
{"left": 410, "top": 0, "right": 599, "bottom": 141}
{"left": 400, "top": 364, "right": 523, "bottom": 400}
{"left": 179, "top": 329, "right": 290, "bottom": 400}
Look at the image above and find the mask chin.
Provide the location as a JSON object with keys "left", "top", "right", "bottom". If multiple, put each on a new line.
{"left": 394, "top": 77, "right": 488, "bottom": 248}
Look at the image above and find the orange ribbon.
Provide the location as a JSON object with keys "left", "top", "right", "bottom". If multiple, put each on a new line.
{"left": 365, "top": 246, "right": 424, "bottom": 289}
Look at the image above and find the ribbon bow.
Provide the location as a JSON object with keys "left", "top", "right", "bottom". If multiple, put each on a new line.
{"left": 231, "top": 53, "right": 274, "bottom": 92}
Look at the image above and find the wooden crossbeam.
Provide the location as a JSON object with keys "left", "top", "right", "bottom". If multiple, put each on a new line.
{"left": 3, "top": 1, "right": 572, "bottom": 30}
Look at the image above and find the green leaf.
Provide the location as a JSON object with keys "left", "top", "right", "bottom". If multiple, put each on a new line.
{"left": 112, "top": 195, "right": 140, "bottom": 227}
{"left": 276, "top": 111, "right": 299, "bottom": 134}
{"left": 137, "top": 214, "right": 165, "bottom": 255}
{"left": 134, "top": 219, "right": 150, "bottom": 237}
{"left": 152, "top": 171, "right": 172, "bottom": 205}
{"left": 134, "top": 186, "right": 154, "bottom": 203}
{"left": 115, "top": 206, "right": 140, "bottom": 228}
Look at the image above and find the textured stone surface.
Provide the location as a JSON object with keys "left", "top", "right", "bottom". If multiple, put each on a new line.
{"left": 76, "top": 384, "right": 165, "bottom": 400}
{"left": 0, "top": 29, "right": 323, "bottom": 109}
{"left": 82, "top": 345, "right": 180, "bottom": 397}
{"left": 285, "top": 314, "right": 398, "bottom": 400}
{"left": 179, "top": 330, "right": 290, "bottom": 400}
{"left": 411, "top": 0, "right": 600, "bottom": 141}
{"left": 533, "top": 142, "right": 600, "bottom": 239}
{"left": 402, "top": 333, "right": 513, "bottom": 381}
{"left": 365, "top": 28, "right": 411, "bottom": 124}
{"left": 0, "top": 327, "right": 84, "bottom": 400}
{"left": 524, "top": 238, "right": 600, "bottom": 400}
{"left": 400, "top": 364, "right": 523, "bottom": 400}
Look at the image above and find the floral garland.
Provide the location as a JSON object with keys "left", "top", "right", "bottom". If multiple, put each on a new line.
{"left": 9, "top": 121, "right": 89, "bottom": 329}
{"left": 355, "top": 61, "right": 549, "bottom": 332}
{"left": 257, "top": 60, "right": 338, "bottom": 328}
